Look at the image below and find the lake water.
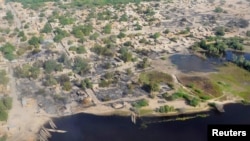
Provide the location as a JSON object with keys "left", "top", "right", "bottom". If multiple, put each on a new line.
{"left": 170, "top": 51, "right": 250, "bottom": 73}
{"left": 46, "top": 104, "right": 250, "bottom": 141}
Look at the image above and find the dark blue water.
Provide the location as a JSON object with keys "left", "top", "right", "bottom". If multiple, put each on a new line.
{"left": 169, "top": 54, "right": 220, "bottom": 72}
{"left": 170, "top": 51, "right": 250, "bottom": 73}
{"left": 46, "top": 104, "right": 250, "bottom": 141}
{"left": 225, "top": 51, "right": 250, "bottom": 61}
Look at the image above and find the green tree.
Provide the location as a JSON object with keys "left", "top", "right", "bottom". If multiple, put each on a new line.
{"left": 3, "top": 11, "right": 13, "bottom": 23}
{"left": 246, "top": 30, "right": 250, "bottom": 37}
{"left": 73, "top": 57, "right": 90, "bottom": 76}
{"left": 81, "top": 78, "right": 93, "bottom": 90}
{"left": 103, "top": 24, "right": 112, "bottom": 34}
{"left": 62, "top": 81, "right": 72, "bottom": 91}
{"left": 215, "top": 26, "right": 225, "bottom": 36}
{"left": 117, "top": 32, "right": 126, "bottom": 38}
{"left": 44, "top": 75, "right": 58, "bottom": 86}
{"left": 44, "top": 60, "right": 62, "bottom": 74}
{"left": 151, "top": 32, "right": 160, "bottom": 39}
{"left": 41, "top": 23, "right": 52, "bottom": 33}
{"left": 28, "top": 36, "right": 41, "bottom": 48}
{"left": 0, "top": 70, "right": 9, "bottom": 86}
{"left": 119, "top": 47, "right": 133, "bottom": 62}
{"left": 0, "top": 42, "right": 16, "bottom": 61}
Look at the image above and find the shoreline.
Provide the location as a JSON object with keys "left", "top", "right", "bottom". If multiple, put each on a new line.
{"left": 67, "top": 99, "right": 240, "bottom": 118}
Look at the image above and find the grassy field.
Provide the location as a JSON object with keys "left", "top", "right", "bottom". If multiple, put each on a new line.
{"left": 210, "top": 63, "right": 250, "bottom": 101}
{"left": 178, "top": 75, "right": 223, "bottom": 99}
{"left": 138, "top": 71, "right": 173, "bottom": 85}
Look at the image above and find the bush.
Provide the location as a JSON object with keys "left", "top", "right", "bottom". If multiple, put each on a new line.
{"left": 214, "top": 7, "right": 223, "bottom": 13}
{"left": 214, "top": 26, "right": 225, "bottom": 36}
{"left": 62, "top": 81, "right": 72, "bottom": 91}
{"left": 189, "top": 98, "right": 200, "bottom": 107}
{"left": 156, "top": 105, "right": 175, "bottom": 113}
{"left": 0, "top": 42, "right": 16, "bottom": 61}
{"left": 132, "top": 99, "right": 149, "bottom": 108}
{"left": 246, "top": 31, "right": 250, "bottom": 37}
{"left": 0, "top": 70, "right": 9, "bottom": 86}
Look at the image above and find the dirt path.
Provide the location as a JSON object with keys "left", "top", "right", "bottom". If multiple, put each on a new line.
{"left": 4, "top": 64, "right": 51, "bottom": 141}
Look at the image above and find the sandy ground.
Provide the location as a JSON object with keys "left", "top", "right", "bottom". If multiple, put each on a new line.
{"left": 0, "top": 65, "right": 52, "bottom": 141}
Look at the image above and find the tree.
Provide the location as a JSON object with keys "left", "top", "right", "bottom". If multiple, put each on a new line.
{"left": 0, "top": 42, "right": 15, "bottom": 61}
{"left": 28, "top": 36, "right": 41, "bottom": 48}
{"left": 103, "top": 24, "right": 112, "bottom": 34}
{"left": 151, "top": 32, "right": 160, "bottom": 39}
{"left": 81, "top": 78, "right": 93, "bottom": 90}
{"left": 119, "top": 47, "right": 133, "bottom": 62}
{"left": 44, "top": 75, "right": 58, "bottom": 86}
{"left": 215, "top": 26, "right": 225, "bottom": 36}
{"left": 73, "top": 57, "right": 90, "bottom": 76}
{"left": 58, "top": 53, "right": 71, "bottom": 68}
{"left": 62, "top": 81, "right": 72, "bottom": 91}
{"left": 117, "top": 32, "right": 126, "bottom": 38}
{"left": 44, "top": 60, "right": 62, "bottom": 74}
{"left": 89, "top": 32, "right": 99, "bottom": 40}
{"left": 214, "top": 7, "right": 223, "bottom": 13}
{"left": 0, "top": 70, "right": 9, "bottom": 86}
{"left": 41, "top": 23, "right": 52, "bottom": 33}
{"left": 119, "top": 14, "right": 128, "bottom": 22}
{"left": 3, "top": 11, "right": 13, "bottom": 24}
{"left": 246, "top": 30, "right": 250, "bottom": 37}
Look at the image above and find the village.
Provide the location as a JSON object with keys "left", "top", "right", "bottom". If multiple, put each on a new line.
{"left": 0, "top": 0, "right": 250, "bottom": 140}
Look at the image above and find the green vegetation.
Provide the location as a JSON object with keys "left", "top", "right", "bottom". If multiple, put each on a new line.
{"left": 163, "top": 29, "right": 170, "bottom": 34}
{"left": 179, "top": 76, "right": 222, "bottom": 98}
{"left": 89, "top": 32, "right": 99, "bottom": 40}
{"left": 58, "top": 53, "right": 72, "bottom": 68}
{"left": 0, "top": 134, "right": 7, "bottom": 141}
{"left": 210, "top": 63, "right": 250, "bottom": 101}
{"left": 191, "top": 36, "right": 244, "bottom": 55}
{"left": 151, "top": 32, "right": 160, "bottom": 39}
{"left": 119, "top": 14, "right": 129, "bottom": 22}
{"left": 91, "top": 44, "right": 114, "bottom": 57}
{"left": 214, "top": 7, "right": 223, "bottom": 13}
{"left": 137, "top": 58, "right": 150, "bottom": 69}
{"left": 59, "top": 16, "right": 74, "bottom": 25}
{"left": 3, "top": 10, "right": 14, "bottom": 24}
{"left": 178, "top": 27, "right": 190, "bottom": 35}
{"left": 132, "top": 99, "right": 149, "bottom": 108}
{"left": 0, "top": 43, "right": 16, "bottom": 61}
{"left": 54, "top": 28, "right": 69, "bottom": 42}
{"left": 156, "top": 105, "right": 175, "bottom": 113}
{"left": 139, "top": 71, "right": 173, "bottom": 93}
{"left": 0, "top": 96, "right": 12, "bottom": 121}
{"left": 28, "top": 36, "right": 42, "bottom": 48}
{"left": 69, "top": 46, "right": 86, "bottom": 54}
{"left": 214, "top": 26, "right": 225, "bottom": 36}
{"left": 14, "top": 64, "right": 40, "bottom": 79}
{"left": 72, "top": 57, "right": 90, "bottom": 76}
{"left": 246, "top": 30, "right": 250, "bottom": 37}
{"left": 62, "top": 81, "right": 72, "bottom": 91}
{"left": 103, "top": 24, "right": 112, "bottom": 34}
{"left": 72, "top": 24, "right": 93, "bottom": 38}
{"left": 117, "top": 32, "right": 126, "bottom": 38}
{"left": 43, "top": 75, "right": 58, "bottom": 86}
{"left": 232, "top": 55, "right": 250, "bottom": 71}
{"left": 44, "top": 60, "right": 63, "bottom": 74}
{"left": 71, "top": 0, "right": 143, "bottom": 7}
{"left": 97, "top": 10, "right": 112, "bottom": 20}
{"left": 40, "top": 23, "right": 52, "bottom": 33}
{"left": 81, "top": 78, "right": 93, "bottom": 90}
{"left": 0, "top": 70, "right": 9, "bottom": 86}
{"left": 170, "top": 91, "right": 200, "bottom": 107}
{"left": 119, "top": 47, "right": 133, "bottom": 62}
